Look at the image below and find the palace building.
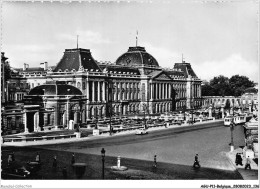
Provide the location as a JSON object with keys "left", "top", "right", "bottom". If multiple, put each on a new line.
{"left": 2, "top": 45, "right": 202, "bottom": 134}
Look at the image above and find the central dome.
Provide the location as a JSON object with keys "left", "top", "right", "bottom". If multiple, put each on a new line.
{"left": 115, "top": 46, "right": 159, "bottom": 67}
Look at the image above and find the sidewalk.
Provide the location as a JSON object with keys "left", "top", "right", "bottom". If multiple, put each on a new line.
{"left": 226, "top": 148, "right": 258, "bottom": 180}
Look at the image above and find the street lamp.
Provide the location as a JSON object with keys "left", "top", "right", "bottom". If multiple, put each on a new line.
{"left": 143, "top": 104, "right": 146, "bottom": 129}
{"left": 230, "top": 121, "right": 234, "bottom": 152}
{"left": 101, "top": 148, "right": 106, "bottom": 179}
{"left": 191, "top": 110, "right": 194, "bottom": 124}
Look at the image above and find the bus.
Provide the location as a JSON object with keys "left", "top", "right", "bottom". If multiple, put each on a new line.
{"left": 224, "top": 116, "right": 233, "bottom": 126}
{"left": 233, "top": 114, "right": 246, "bottom": 125}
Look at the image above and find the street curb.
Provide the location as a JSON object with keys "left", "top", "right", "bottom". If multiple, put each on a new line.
{"left": 1, "top": 120, "right": 224, "bottom": 147}
{"left": 224, "top": 152, "right": 237, "bottom": 172}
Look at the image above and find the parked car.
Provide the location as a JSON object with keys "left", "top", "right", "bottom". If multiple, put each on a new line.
{"left": 26, "top": 161, "right": 41, "bottom": 174}
{"left": 135, "top": 128, "right": 148, "bottom": 135}
{"left": 2, "top": 166, "right": 31, "bottom": 179}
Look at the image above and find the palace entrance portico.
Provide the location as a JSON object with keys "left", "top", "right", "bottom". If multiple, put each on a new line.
{"left": 22, "top": 83, "right": 86, "bottom": 133}
{"left": 23, "top": 105, "right": 41, "bottom": 133}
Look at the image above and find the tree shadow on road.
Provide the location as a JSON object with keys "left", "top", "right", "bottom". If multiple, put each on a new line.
{"left": 2, "top": 146, "right": 243, "bottom": 180}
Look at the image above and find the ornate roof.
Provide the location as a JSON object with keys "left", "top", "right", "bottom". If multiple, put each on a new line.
{"left": 28, "top": 84, "right": 82, "bottom": 96}
{"left": 173, "top": 62, "right": 198, "bottom": 78}
{"left": 115, "top": 46, "right": 159, "bottom": 67}
{"left": 98, "top": 64, "right": 140, "bottom": 75}
{"left": 54, "top": 48, "right": 101, "bottom": 72}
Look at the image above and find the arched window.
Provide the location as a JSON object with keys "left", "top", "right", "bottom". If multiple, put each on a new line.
{"left": 77, "top": 82, "right": 81, "bottom": 89}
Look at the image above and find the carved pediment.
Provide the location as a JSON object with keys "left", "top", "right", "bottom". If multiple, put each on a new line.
{"left": 154, "top": 73, "right": 172, "bottom": 80}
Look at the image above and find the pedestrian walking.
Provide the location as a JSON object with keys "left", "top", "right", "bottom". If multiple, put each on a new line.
{"left": 7, "top": 154, "right": 12, "bottom": 166}
{"left": 62, "top": 167, "right": 67, "bottom": 179}
{"left": 193, "top": 154, "right": 201, "bottom": 168}
{"left": 36, "top": 153, "right": 41, "bottom": 163}
{"left": 235, "top": 153, "right": 243, "bottom": 166}
{"left": 53, "top": 155, "right": 57, "bottom": 168}
{"left": 153, "top": 155, "right": 157, "bottom": 168}
{"left": 71, "top": 153, "right": 75, "bottom": 165}
{"left": 245, "top": 156, "right": 251, "bottom": 170}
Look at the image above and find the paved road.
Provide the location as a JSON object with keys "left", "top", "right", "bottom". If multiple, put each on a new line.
{"left": 2, "top": 122, "right": 245, "bottom": 179}
{"left": 40, "top": 122, "right": 245, "bottom": 171}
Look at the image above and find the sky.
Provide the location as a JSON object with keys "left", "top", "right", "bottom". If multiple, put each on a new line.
{"left": 1, "top": 0, "right": 259, "bottom": 82}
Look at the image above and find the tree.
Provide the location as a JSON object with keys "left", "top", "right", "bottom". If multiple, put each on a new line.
{"left": 209, "top": 75, "right": 231, "bottom": 96}
{"left": 202, "top": 74, "right": 255, "bottom": 97}
{"left": 229, "top": 75, "right": 254, "bottom": 97}
{"left": 201, "top": 83, "right": 215, "bottom": 96}
{"left": 1, "top": 53, "right": 11, "bottom": 81}
{"left": 225, "top": 99, "right": 231, "bottom": 110}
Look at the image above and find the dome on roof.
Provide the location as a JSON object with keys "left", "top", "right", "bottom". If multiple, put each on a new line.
{"left": 115, "top": 46, "right": 159, "bottom": 67}
{"left": 29, "top": 84, "right": 82, "bottom": 96}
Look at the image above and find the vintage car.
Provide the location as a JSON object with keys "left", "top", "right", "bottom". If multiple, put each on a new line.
{"left": 135, "top": 128, "right": 148, "bottom": 135}
{"left": 2, "top": 166, "right": 31, "bottom": 179}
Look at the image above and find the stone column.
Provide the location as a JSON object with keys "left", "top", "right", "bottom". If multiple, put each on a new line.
{"left": 86, "top": 79, "right": 89, "bottom": 100}
{"left": 131, "top": 83, "right": 134, "bottom": 99}
{"left": 150, "top": 83, "right": 153, "bottom": 100}
{"left": 66, "top": 99, "right": 70, "bottom": 128}
{"left": 44, "top": 113, "right": 48, "bottom": 126}
{"left": 162, "top": 83, "right": 165, "bottom": 100}
{"left": 165, "top": 83, "right": 168, "bottom": 99}
{"left": 114, "top": 83, "right": 117, "bottom": 101}
{"left": 62, "top": 112, "right": 66, "bottom": 126}
{"left": 102, "top": 81, "right": 105, "bottom": 102}
{"left": 34, "top": 112, "right": 39, "bottom": 132}
{"left": 23, "top": 112, "right": 29, "bottom": 133}
{"left": 54, "top": 108, "right": 58, "bottom": 129}
{"left": 97, "top": 81, "right": 100, "bottom": 102}
{"left": 221, "top": 104, "right": 225, "bottom": 118}
{"left": 168, "top": 84, "right": 171, "bottom": 99}
{"left": 137, "top": 83, "right": 139, "bottom": 100}
{"left": 86, "top": 105, "right": 90, "bottom": 121}
{"left": 92, "top": 81, "right": 95, "bottom": 102}
{"left": 209, "top": 105, "right": 212, "bottom": 118}
{"left": 74, "top": 111, "right": 78, "bottom": 124}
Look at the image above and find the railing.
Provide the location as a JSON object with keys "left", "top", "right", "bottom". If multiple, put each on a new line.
{"left": 2, "top": 134, "right": 77, "bottom": 143}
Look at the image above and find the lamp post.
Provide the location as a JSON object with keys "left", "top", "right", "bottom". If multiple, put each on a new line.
{"left": 143, "top": 104, "right": 146, "bottom": 129}
{"left": 191, "top": 110, "right": 194, "bottom": 124}
{"left": 230, "top": 121, "right": 234, "bottom": 152}
{"left": 101, "top": 148, "right": 105, "bottom": 179}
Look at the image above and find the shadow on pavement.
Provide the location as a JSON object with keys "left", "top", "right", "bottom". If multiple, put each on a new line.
{"left": 2, "top": 146, "right": 243, "bottom": 180}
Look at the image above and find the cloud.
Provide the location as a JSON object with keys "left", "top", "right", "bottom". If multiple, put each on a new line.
{"left": 4, "top": 44, "right": 59, "bottom": 68}
{"left": 142, "top": 43, "right": 180, "bottom": 69}
{"left": 58, "top": 30, "right": 112, "bottom": 45}
{"left": 6, "top": 44, "right": 56, "bottom": 53}
{"left": 193, "top": 54, "right": 258, "bottom": 82}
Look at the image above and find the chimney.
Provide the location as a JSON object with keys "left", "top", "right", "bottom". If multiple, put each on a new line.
{"left": 40, "top": 62, "right": 48, "bottom": 70}
{"left": 23, "top": 63, "right": 28, "bottom": 71}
